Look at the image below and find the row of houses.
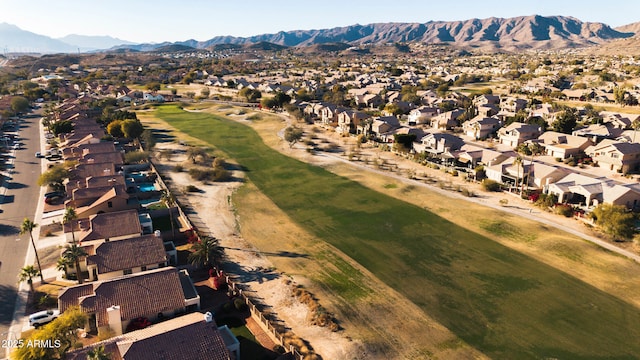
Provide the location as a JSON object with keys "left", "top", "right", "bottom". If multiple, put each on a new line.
{"left": 44, "top": 96, "right": 239, "bottom": 360}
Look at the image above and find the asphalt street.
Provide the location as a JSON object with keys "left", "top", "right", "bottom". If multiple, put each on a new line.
{"left": 0, "top": 109, "right": 42, "bottom": 343}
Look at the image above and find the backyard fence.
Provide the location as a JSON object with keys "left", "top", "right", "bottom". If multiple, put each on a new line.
{"left": 226, "top": 278, "right": 305, "bottom": 360}
{"left": 150, "top": 160, "right": 306, "bottom": 359}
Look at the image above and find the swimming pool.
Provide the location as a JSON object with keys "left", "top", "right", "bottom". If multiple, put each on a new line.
{"left": 137, "top": 183, "right": 157, "bottom": 192}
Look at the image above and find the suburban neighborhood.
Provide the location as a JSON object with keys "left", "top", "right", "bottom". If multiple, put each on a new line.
{"left": 3, "top": 7, "right": 640, "bottom": 360}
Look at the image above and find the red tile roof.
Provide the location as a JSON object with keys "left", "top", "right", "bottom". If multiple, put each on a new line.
{"left": 86, "top": 234, "right": 167, "bottom": 275}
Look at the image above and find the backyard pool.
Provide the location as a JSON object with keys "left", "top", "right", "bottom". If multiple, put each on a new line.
{"left": 137, "top": 183, "right": 158, "bottom": 192}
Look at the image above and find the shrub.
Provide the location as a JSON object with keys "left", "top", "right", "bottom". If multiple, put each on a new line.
{"left": 555, "top": 157, "right": 563, "bottom": 162}
{"left": 555, "top": 204, "right": 574, "bottom": 217}
{"left": 185, "top": 184, "right": 200, "bottom": 192}
{"left": 481, "top": 179, "right": 501, "bottom": 192}
{"left": 451, "top": 170, "right": 459, "bottom": 177}
{"left": 174, "top": 164, "right": 184, "bottom": 172}
{"left": 234, "top": 297, "right": 248, "bottom": 311}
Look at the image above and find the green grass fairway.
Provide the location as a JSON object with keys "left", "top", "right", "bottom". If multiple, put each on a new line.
{"left": 154, "top": 105, "right": 640, "bottom": 359}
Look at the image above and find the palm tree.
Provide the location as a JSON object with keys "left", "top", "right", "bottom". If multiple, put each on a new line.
{"left": 56, "top": 256, "right": 72, "bottom": 280}
{"left": 188, "top": 236, "right": 223, "bottom": 270}
{"left": 62, "top": 244, "right": 88, "bottom": 284}
{"left": 87, "top": 345, "right": 111, "bottom": 360}
{"left": 20, "top": 218, "right": 44, "bottom": 283}
{"left": 512, "top": 156, "right": 523, "bottom": 194}
{"left": 63, "top": 207, "right": 78, "bottom": 245}
{"left": 520, "top": 142, "right": 545, "bottom": 197}
{"left": 18, "top": 265, "right": 40, "bottom": 293}
{"left": 161, "top": 190, "right": 177, "bottom": 240}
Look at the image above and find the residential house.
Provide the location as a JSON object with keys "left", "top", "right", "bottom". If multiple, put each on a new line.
{"left": 336, "top": 110, "right": 370, "bottom": 135}
{"left": 413, "top": 132, "right": 464, "bottom": 156}
{"left": 588, "top": 139, "right": 640, "bottom": 173}
{"left": 408, "top": 106, "right": 439, "bottom": 125}
{"left": 86, "top": 234, "right": 169, "bottom": 281}
{"left": 68, "top": 209, "right": 145, "bottom": 244}
{"left": 371, "top": 116, "right": 400, "bottom": 141}
{"left": 573, "top": 123, "right": 624, "bottom": 142}
{"left": 65, "top": 312, "right": 238, "bottom": 360}
{"left": 498, "top": 122, "right": 543, "bottom": 148}
{"left": 485, "top": 156, "right": 531, "bottom": 186}
{"left": 58, "top": 267, "right": 200, "bottom": 335}
{"left": 143, "top": 93, "right": 164, "bottom": 103}
{"left": 457, "top": 145, "right": 508, "bottom": 169}
{"left": 68, "top": 185, "right": 139, "bottom": 219}
{"left": 546, "top": 173, "right": 640, "bottom": 208}
{"left": 473, "top": 94, "right": 500, "bottom": 107}
{"left": 536, "top": 131, "right": 593, "bottom": 159}
{"left": 501, "top": 97, "right": 528, "bottom": 113}
{"left": 463, "top": 116, "right": 501, "bottom": 140}
{"left": 429, "top": 109, "right": 464, "bottom": 130}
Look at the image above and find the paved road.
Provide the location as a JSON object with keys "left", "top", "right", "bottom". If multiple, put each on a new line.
{"left": 0, "top": 109, "right": 42, "bottom": 343}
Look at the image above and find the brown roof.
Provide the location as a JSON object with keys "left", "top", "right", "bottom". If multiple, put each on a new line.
{"left": 79, "top": 209, "right": 141, "bottom": 242}
{"left": 69, "top": 162, "right": 117, "bottom": 182}
{"left": 71, "top": 185, "right": 127, "bottom": 202}
{"left": 58, "top": 283, "right": 94, "bottom": 313}
{"left": 87, "top": 234, "right": 167, "bottom": 275}
{"left": 79, "top": 267, "right": 186, "bottom": 327}
{"left": 65, "top": 312, "right": 231, "bottom": 360}
{"left": 81, "top": 152, "right": 124, "bottom": 166}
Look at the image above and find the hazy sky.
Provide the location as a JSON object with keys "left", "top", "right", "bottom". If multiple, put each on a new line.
{"left": 1, "top": 0, "right": 639, "bottom": 43}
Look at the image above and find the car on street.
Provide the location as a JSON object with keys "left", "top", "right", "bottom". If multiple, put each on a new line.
{"left": 29, "top": 309, "right": 59, "bottom": 328}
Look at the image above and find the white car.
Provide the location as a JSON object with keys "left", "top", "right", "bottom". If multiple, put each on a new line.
{"left": 29, "top": 309, "right": 59, "bottom": 327}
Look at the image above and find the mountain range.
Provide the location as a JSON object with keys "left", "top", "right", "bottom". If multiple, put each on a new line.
{"left": 0, "top": 22, "right": 133, "bottom": 53}
{"left": 1, "top": 15, "right": 639, "bottom": 54}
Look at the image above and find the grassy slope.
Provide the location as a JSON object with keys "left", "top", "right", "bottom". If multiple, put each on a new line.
{"left": 154, "top": 105, "right": 640, "bottom": 359}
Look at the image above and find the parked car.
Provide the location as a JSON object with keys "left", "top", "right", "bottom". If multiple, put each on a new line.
{"left": 35, "top": 152, "right": 43, "bottom": 158}
{"left": 29, "top": 309, "right": 59, "bottom": 327}
{"left": 44, "top": 191, "right": 64, "bottom": 204}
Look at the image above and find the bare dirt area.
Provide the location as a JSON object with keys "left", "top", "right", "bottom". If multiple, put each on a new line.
{"left": 143, "top": 114, "right": 373, "bottom": 359}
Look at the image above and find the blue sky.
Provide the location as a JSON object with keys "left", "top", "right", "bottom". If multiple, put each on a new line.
{"left": 0, "top": 0, "right": 639, "bottom": 43}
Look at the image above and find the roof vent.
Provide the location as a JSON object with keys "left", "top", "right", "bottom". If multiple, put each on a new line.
{"left": 204, "top": 312, "right": 213, "bottom": 323}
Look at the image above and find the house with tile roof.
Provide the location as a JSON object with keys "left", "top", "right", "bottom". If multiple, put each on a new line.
{"left": 68, "top": 209, "right": 145, "bottom": 244}
{"left": 463, "top": 116, "right": 501, "bottom": 140}
{"left": 545, "top": 173, "right": 640, "bottom": 208}
{"left": 536, "top": 131, "right": 593, "bottom": 159}
{"left": 59, "top": 267, "right": 200, "bottom": 336}
{"left": 498, "top": 122, "right": 543, "bottom": 148}
{"left": 65, "top": 312, "right": 237, "bottom": 360}
{"left": 588, "top": 139, "right": 640, "bottom": 173}
{"left": 86, "top": 234, "right": 169, "bottom": 281}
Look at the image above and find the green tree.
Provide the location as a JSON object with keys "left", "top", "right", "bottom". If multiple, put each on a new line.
{"left": 87, "top": 345, "right": 111, "bottom": 360}
{"left": 284, "top": 126, "right": 303, "bottom": 148}
{"left": 10, "top": 96, "right": 29, "bottom": 114}
{"left": 18, "top": 265, "right": 40, "bottom": 294}
{"left": 552, "top": 109, "right": 577, "bottom": 134}
{"left": 161, "top": 190, "right": 177, "bottom": 240}
{"left": 614, "top": 87, "right": 627, "bottom": 105}
{"left": 188, "top": 236, "right": 223, "bottom": 270}
{"left": 384, "top": 103, "right": 404, "bottom": 116}
{"left": 50, "top": 120, "right": 74, "bottom": 136}
{"left": 37, "top": 164, "right": 69, "bottom": 191}
{"left": 200, "top": 87, "right": 210, "bottom": 98}
{"left": 590, "top": 204, "right": 636, "bottom": 241}
{"left": 12, "top": 307, "right": 88, "bottom": 360}
{"left": 106, "top": 120, "right": 124, "bottom": 138}
{"left": 121, "top": 119, "right": 144, "bottom": 139}
{"left": 394, "top": 133, "right": 416, "bottom": 153}
{"left": 62, "top": 244, "right": 88, "bottom": 284}
{"left": 146, "top": 82, "right": 162, "bottom": 91}
{"left": 56, "top": 257, "right": 72, "bottom": 280}
{"left": 124, "top": 150, "right": 150, "bottom": 164}
{"left": 20, "top": 218, "right": 43, "bottom": 283}
{"left": 239, "top": 88, "right": 262, "bottom": 102}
